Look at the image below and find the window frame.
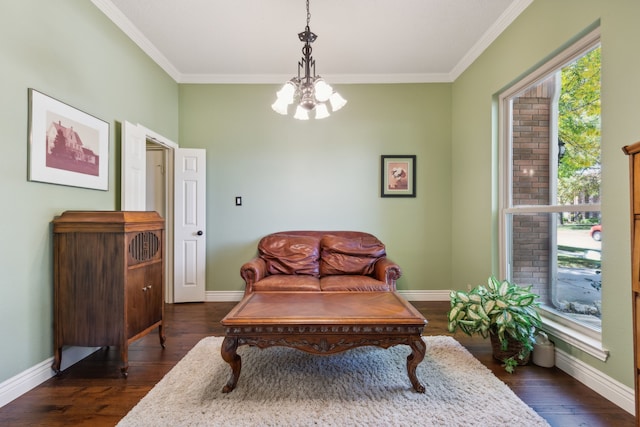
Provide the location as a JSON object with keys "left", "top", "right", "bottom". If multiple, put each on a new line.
{"left": 497, "top": 27, "right": 608, "bottom": 361}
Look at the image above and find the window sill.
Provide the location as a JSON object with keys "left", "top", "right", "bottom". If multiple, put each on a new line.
{"left": 540, "top": 309, "right": 609, "bottom": 361}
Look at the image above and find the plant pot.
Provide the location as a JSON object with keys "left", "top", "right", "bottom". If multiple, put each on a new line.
{"left": 489, "top": 332, "right": 530, "bottom": 365}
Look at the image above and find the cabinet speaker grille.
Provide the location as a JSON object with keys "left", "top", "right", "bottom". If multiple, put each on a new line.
{"left": 129, "top": 231, "right": 160, "bottom": 262}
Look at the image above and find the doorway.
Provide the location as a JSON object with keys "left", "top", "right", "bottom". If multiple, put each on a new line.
{"left": 145, "top": 141, "right": 174, "bottom": 302}
{"left": 121, "top": 121, "right": 206, "bottom": 304}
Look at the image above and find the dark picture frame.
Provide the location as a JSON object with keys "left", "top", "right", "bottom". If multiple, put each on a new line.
{"left": 381, "top": 155, "right": 416, "bottom": 197}
{"left": 28, "top": 88, "right": 109, "bottom": 190}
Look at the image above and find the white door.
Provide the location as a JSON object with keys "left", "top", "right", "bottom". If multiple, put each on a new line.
{"left": 174, "top": 148, "right": 207, "bottom": 302}
{"left": 121, "top": 121, "right": 147, "bottom": 211}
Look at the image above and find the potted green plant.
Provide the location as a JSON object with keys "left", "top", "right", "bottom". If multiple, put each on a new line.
{"left": 447, "top": 276, "right": 542, "bottom": 373}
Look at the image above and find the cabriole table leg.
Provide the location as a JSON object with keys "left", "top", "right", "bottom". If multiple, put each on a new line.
{"left": 407, "top": 336, "right": 426, "bottom": 393}
{"left": 221, "top": 336, "right": 241, "bottom": 393}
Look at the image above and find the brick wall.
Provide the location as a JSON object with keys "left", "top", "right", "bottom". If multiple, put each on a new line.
{"left": 510, "top": 78, "right": 555, "bottom": 302}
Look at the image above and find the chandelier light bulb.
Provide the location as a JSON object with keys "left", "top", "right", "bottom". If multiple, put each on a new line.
{"left": 277, "top": 81, "right": 296, "bottom": 105}
{"left": 271, "top": 98, "right": 289, "bottom": 115}
{"left": 314, "top": 78, "right": 333, "bottom": 102}
{"left": 294, "top": 105, "right": 310, "bottom": 120}
{"left": 329, "top": 92, "right": 347, "bottom": 112}
{"left": 315, "top": 103, "right": 330, "bottom": 119}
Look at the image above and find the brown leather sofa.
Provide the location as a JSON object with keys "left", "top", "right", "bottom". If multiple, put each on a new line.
{"left": 240, "top": 231, "right": 402, "bottom": 294}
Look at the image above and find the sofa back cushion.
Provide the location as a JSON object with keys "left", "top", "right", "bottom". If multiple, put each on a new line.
{"left": 258, "top": 234, "right": 320, "bottom": 277}
{"left": 320, "top": 234, "right": 386, "bottom": 276}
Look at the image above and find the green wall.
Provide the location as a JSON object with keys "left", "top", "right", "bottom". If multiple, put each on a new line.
{"left": 2, "top": 0, "right": 639, "bottom": 404}
{"left": 0, "top": 1, "right": 178, "bottom": 382}
{"left": 451, "top": 0, "right": 640, "bottom": 387}
{"left": 178, "top": 83, "right": 452, "bottom": 293}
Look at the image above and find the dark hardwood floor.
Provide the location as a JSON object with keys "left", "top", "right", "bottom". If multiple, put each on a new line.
{"left": 0, "top": 301, "right": 634, "bottom": 426}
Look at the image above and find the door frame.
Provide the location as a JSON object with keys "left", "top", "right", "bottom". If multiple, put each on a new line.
{"left": 122, "top": 123, "right": 178, "bottom": 303}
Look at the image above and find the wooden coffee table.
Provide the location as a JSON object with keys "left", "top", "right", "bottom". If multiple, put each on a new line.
{"left": 220, "top": 291, "right": 428, "bottom": 393}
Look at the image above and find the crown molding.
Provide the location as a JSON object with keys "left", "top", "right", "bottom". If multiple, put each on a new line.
{"left": 449, "top": 0, "right": 534, "bottom": 81}
{"left": 91, "top": 0, "right": 182, "bottom": 82}
{"left": 179, "top": 73, "right": 454, "bottom": 85}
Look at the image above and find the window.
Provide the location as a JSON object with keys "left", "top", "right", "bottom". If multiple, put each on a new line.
{"left": 499, "top": 29, "right": 604, "bottom": 358}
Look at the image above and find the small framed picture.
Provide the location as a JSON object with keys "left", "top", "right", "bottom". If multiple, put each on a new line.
{"left": 381, "top": 155, "right": 416, "bottom": 197}
{"left": 28, "top": 89, "right": 109, "bottom": 190}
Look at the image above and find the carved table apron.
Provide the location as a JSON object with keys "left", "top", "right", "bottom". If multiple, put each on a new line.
{"left": 220, "top": 291, "right": 428, "bottom": 393}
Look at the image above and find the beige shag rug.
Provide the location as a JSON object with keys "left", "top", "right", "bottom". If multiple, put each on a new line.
{"left": 118, "top": 336, "right": 549, "bottom": 426}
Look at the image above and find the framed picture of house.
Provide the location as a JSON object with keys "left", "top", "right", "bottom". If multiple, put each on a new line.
{"left": 28, "top": 89, "right": 109, "bottom": 190}
{"left": 381, "top": 155, "right": 416, "bottom": 197}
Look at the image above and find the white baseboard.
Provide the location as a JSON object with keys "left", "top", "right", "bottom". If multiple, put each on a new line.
{"left": 0, "top": 346, "right": 99, "bottom": 408}
{"left": 205, "top": 290, "right": 244, "bottom": 301}
{"left": 555, "top": 347, "right": 635, "bottom": 415}
{"left": 204, "top": 289, "right": 451, "bottom": 302}
{"left": 397, "top": 290, "right": 451, "bottom": 301}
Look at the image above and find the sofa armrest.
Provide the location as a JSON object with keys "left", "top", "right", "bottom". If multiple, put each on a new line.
{"left": 240, "top": 257, "right": 267, "bottom": 294}
{"left": 373, "top": 257, "right": 402, "bottom": 291}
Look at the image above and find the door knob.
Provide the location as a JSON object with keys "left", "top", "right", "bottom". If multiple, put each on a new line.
{"left": 196, "top": 230, "right": 204, "bottom": 236}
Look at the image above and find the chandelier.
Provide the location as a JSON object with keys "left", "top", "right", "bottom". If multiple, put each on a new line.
{"left": 271, "top": 0, "right": 347, "bottom": 120}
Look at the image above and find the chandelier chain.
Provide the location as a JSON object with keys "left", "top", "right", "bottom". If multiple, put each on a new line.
{"left": 306, "top": 0, "right": 311, "bottom": 28}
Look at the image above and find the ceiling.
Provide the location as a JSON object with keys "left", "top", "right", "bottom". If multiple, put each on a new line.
{"left": 91, "top": 0, "right": 532, "bottom": 84}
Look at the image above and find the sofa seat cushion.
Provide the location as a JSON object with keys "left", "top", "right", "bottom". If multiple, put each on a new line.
{"left": 252, "top": 275, "right": 321, "bottom": 292}
{"left": 320, "top": 275, "right": 391, "bottom": 292}
{"left": 258, "top": 235, "right": 320, "bottom": 277}
{"left": 320, "top": 235, "right": 386, "bottom": 276}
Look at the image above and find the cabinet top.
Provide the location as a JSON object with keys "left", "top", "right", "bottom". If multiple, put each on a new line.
{"left": 623, "top": 141, "right": 640, "bottom": 156}
{"left": 53, "top": 211, "right": 164, "bottom": 232}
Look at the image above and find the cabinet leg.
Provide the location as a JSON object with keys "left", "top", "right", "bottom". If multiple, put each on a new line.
{"left": 159, "top": 323, "right": 166, "bottom": 349}
{"left": 52, "top": 346, "right": 62, "bottom": 374}
{"left": 120, "top": 346, "right": 129, "bottom": 378}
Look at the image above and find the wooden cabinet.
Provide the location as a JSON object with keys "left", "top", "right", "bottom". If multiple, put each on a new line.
{"left": 623, "top": 142, "right": 640, "bottom": 419}
{"left": 52, "top": 211, "right": 166, "bottom": 376}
